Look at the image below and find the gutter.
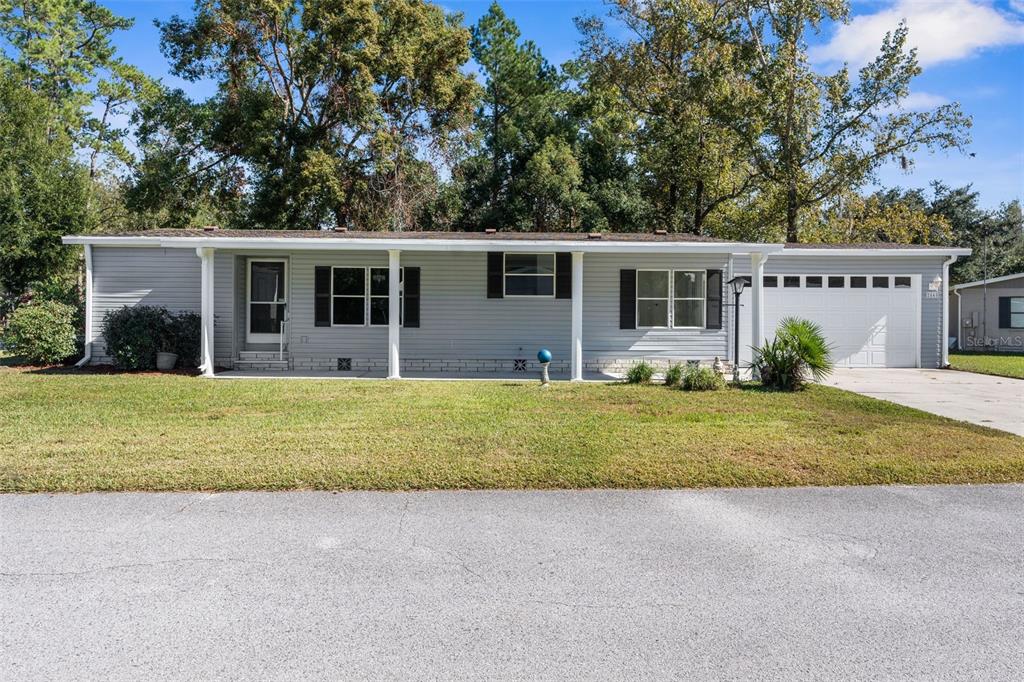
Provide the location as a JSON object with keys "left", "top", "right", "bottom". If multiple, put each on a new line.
{"left": 74, "top": 244, "right": 93, "bottom": 367}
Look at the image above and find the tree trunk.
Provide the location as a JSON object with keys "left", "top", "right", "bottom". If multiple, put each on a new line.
{"left": 786, "top": 183, "right": 799, "bottom": 242}
{"left": 693, "top": 178, "right": 704, "bottom": 235}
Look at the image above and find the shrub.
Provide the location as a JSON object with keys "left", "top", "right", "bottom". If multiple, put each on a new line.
{"left": 664, "top": 363, "right": 683, "bottom": 387}
{"left": 681, "top": 365, "right": 725, "bottom": 391}
{"left": 27, "top": 275, "right": 84, "bottom": 329}
{"left": 167, "top": 311, "right": 201, "bottom": 367}
{"left": 625, "top": 360, "right": 655, "bottom": 384}
{"left": 751, "top": 317, "right": 835, "bottom": 391}
{"left": 3, "top": 300, "right": 78, "bottom": 364}
{"left": 103, "top": 306, "right": 171, "bottom": 370}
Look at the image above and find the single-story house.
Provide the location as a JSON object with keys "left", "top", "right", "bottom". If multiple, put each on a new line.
{"left": 950, "top": 272, "right": 1024, "bottom": 352}
{"left": 61, "top": 229, "right": 970, "bottom": 379}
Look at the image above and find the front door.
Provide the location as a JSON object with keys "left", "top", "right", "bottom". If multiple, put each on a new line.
{"left": 247, "top": 259, "right": 287, "bottom": 343}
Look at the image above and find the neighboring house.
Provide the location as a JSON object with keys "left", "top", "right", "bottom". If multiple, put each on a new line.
{"left": 62, "top": 229, "right": 969, "bottom": 378}
{"left": 950, "top": 273, "right": 1024, "bottom": 352}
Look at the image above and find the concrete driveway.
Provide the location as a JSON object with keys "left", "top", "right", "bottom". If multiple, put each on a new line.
{"left": 826, "top": 368, "right": 1024, "bottom": 435}
{"left": 2, "top": 487, "right": 1023, "bottom": 680}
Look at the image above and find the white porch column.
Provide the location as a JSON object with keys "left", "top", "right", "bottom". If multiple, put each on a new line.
{"left": 571, "top": 251, "right": 584, "bottom": 381}
{"left": 750, "top": 253, "right": 765, "bottom": 356}
{"left": 198, "top": 247, "right": 215, "bottom": 377}
{"left": 388, "top": 249, "right": 401, "bottom": 379}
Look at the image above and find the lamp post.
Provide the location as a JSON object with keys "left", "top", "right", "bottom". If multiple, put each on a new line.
{"left": 727, "top": 276, "right": 747, "bottom": 383}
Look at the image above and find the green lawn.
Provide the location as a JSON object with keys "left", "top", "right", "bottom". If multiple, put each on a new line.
{"left": 1, "top": 368, "right": 1022, "bottom": 492}
{"left": 950, "top": 351, "right": 1024, "bottom": 379}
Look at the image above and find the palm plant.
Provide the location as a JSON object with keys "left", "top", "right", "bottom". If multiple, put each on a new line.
{"left": 751, "top": 317, "right": 835, "bottom": 390}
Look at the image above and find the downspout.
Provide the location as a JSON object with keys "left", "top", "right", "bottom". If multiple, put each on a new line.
{"left": 952, "top": 289, "right": 962, "bottom": 351}
{"left": 941, "top": 255, "right": 958, "bottom": 368}
{"left": 74, "top": 244, "right": 93, "bottom": 367}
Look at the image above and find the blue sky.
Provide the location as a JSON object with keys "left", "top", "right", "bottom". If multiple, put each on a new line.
{"left": 104, "top": 0, "right": 1023, "bottom": 208}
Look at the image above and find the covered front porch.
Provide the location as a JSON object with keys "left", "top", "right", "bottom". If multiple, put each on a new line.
{"left": 181, "top": 233, "right": 776, "bottom": 380}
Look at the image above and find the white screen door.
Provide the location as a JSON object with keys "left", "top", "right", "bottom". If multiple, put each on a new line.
{"left": 247, "top": 259, "right": 287, "bottom": 343}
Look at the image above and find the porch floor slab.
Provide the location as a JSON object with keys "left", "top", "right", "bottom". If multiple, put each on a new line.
{"left": 213, "top": 369, "right": 622, "bottom": 382}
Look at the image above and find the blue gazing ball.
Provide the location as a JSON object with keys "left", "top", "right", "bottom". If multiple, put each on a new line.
{"left": 537, "top": 348, "right": 552, "bottom": 363}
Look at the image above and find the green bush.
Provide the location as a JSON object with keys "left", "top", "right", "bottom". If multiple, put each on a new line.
{"left": 664, "top": 363, "right": 683, "bottom": 387}
{"left": 104, "top": 306, "right": 202, "bottom": 370}
{"left": 752, "top": 317, "right": 835, "bottom": 391}
{"left": 681, "top": 365, "right": 725, "bottom": 391}
{"left": 625, "top": 360, "right": 655, "bottom": 384}
{"left": 3, "top": 300, "right": 78, "bottom": 364}
{"left": 167, "top": 311, "right": 201, "bottom": 367}
{"left": 103, "top": 306, "right": 170, "bottom": 370}
{"left": 28, "top": 275, "right": 84, "bottom": 328}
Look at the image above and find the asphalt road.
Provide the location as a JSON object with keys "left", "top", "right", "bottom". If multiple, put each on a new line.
{"left": 2, "top": 486, "right": 1023, "bottom": 681}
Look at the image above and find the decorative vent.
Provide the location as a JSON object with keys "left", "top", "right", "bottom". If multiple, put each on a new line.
{"left": 513, "top": 359, "right": 527, "bottom": 372}
{"left": 337, "top": 358, "right": 352, "bottom": 371}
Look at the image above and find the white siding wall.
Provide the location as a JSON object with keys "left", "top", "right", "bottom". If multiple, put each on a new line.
{"left": 735, "top": 254, "right": 947, "bottom": 368}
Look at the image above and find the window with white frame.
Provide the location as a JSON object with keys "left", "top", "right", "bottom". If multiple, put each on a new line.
{"left": 636, "top": 270, "right": 670, "bottom": 327}
{"left": 1010, "top": 297, "right": 1024, "bottom": 329}
{"left": 673, "top": 271, "right": 705, "bottom": 328}
{"left": 332, "top": 267, "right": 366, "bottom": 326}
{"left": 636, "top": 270, "right": 707, "bottom": 328}
{"left": 504, "top": 253, "right": 555, "bottom": 296}
{"left": 331, "top": 266, "right": 403, "bottom": 327}
{"left": 369, "top": 267, "right": 403, "bottom": 326}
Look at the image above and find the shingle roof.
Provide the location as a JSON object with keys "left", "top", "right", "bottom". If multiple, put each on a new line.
{"left": 96, "top": 228, "right": 730, "bottom": 243}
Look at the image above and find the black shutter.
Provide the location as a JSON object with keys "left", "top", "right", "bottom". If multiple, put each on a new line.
{"left": 555, "top": 252, "right": 572, "bottom": 299}
{"left": 487, "top": 252, "right": 503, "bottom": 298}
{"left": 705, "top": 270, "right": 723, "bottom": 329}
{"left": 619, "top": 269, "right": 636, "bottom": 329}
{"left": 314, "top": 266, "right": 331, "bottom": 327}
{"left": 404, "top": 267, "right": 420, "bottom": 328}
{"left": 998, "top": 297, "right": 1011, "bottom": 328}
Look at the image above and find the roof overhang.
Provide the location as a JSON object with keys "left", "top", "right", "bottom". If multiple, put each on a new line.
{"left": 951, "top": 271, "right": 1024, "bottom": 290}
{"left": 782, "top": 247, "right": 972, "bottom": 258}
{"left": 61, "top": 234, "right": 785, "bottom": 255}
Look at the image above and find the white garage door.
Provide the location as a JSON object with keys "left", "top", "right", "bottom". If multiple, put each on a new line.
{"left": 739, "top": 274, "right": 920, "bottom": 368}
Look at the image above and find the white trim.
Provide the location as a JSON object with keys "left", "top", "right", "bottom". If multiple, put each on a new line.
{"left": 942, "top": 256, "right": 958, "bottom": 367}
{"left": 781, "top": 247, "right": 971, "bottom": 257}
{"left": 388, "top": 249, "right": 401, "bottom": 379}
{"left": 61, "top": 234, "right": 786, "bottom": 255}
{"left": 502, "top": 252, "right": 556, "bottom": 298}
{"left": 951, "top": 272, "right": 1024, "bottom": 291}
{"left": 246, "top": 258, "right": 288, "bottom": 343}
{"left": 197, "top": 247, "right": 216, "bottom": 377}
{"left": 571, "top": 251, "right": 583, "bottom": 382}
{"left": 74, "top": 244, "right": 93, "bottom": 367}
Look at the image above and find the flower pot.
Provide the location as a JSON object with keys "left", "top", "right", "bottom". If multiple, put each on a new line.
{"left": 156, "top": 352, "right": 179, "bottom": 371}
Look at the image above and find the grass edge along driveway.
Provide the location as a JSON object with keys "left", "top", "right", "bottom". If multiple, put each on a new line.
{"left": 949, "top": 351, "right": 1024, "bottom": 380}
{"left": 1, "top": 369, "right": 1022, "bottom": 492}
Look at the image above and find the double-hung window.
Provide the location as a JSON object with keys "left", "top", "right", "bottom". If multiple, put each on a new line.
{"left": 369, "top": 267, "right": 403, "bottom": 326}
{"left": 673, "top": 271, "right": 705, "bottom": 328}
{"left": 332, "top": 268, "right": 366, "bottom": 326}
{"left": 504, "top": 254, "right": 555, "bottom": 296}
{"left": 331, "top": 267, "right": 404, "bottom": 327}
{"left": 1010, "top": 297, "right": 1024, "bottom": 329}
{"left": 636, "top": 270, "right": 707, "bottom": 328}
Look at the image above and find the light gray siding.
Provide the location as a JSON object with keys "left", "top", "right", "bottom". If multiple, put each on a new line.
{"left": 951, "top": 278, "right": 1024, "bottom": 351}
{"left": 736, "top": 254, "right": 947, "bottom": 368}
{"left": 90, "top": 247, "right": 202, "bottom": 363}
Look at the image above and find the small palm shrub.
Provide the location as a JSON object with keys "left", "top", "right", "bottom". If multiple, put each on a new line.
{"left": 625, "top": 360, "right": 655, "bottom": 384}
{"left": 664, "top": 363, "right": 683, "bottom": 387}
{"left": 752, "top": 317, "right": 835, "bottom": 391}
{"left": 3, "top": 300, "right": 78, "bottom": 365}
{"left": 681, "top": 365, "right": 725, "bottom": 391}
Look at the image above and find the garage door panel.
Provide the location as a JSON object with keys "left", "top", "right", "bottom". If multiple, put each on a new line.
{"left": 740, "top": 274, "right": 919, "bottom": 369}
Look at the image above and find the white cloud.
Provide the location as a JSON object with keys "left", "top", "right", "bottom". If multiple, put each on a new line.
{"left": 811, "top": 0, "right": 1024, "bottom": 68}
{"left": 898, "top": 91, "right": 950, "bottom": 110}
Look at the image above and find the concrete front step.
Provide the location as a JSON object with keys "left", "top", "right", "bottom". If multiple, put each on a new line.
{"left": 237, "top": 351, "right": 288, "bottom": 361}
{"left": 233, "top": 360, "right": 290, "bottom": 371}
